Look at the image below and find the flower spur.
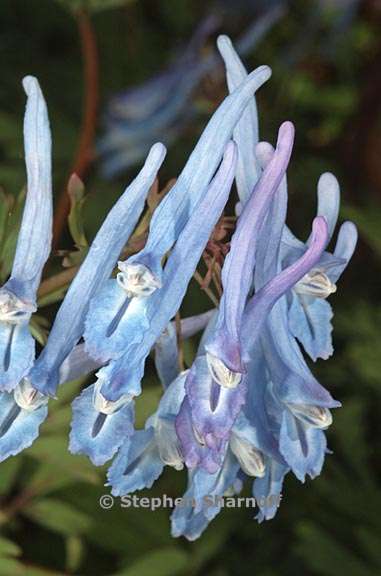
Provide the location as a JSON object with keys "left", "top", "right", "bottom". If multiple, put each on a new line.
{"left": 0, "top": 76, "right": 52, "bottom": 393}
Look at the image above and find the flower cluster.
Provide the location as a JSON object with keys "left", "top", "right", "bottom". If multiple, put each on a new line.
{"left": 0, "top": 36, "right": 357, "bottom": 541}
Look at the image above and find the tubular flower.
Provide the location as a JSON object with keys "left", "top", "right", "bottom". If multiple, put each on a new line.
{"left": 0, "top": 77, "right": 52, "bottom": 393}
{"left": 0, "top": 33, "right": 357, "bottom": 543}
{"left": 84, "top": 64, "right": 270, "bottom": 363}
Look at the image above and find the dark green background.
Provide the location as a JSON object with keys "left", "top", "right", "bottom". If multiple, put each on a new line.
{"left": 0, "top": 1, "right": 380, "bottom": 575}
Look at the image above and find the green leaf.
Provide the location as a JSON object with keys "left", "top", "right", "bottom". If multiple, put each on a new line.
{"left": 26, "top": 436, "right": 100, "bottom": 486}
{"left": 295, "top": 521, "right": 376, "bottom": 576}
{"left": 0, "top": 458, "right": 22, "bottom": 496}
{"left": 134, "top": 383, "right": 162, "bottom": 429}
{"left": 0, "top": 189, "right": 25, "bottom": 281}
{"left": 0, "top": 558, "right": 26, "bottom": 576}
{"left": 116, "top": 546, "right": 189, "bottom": 576}
{"left": 0, "top": 537, "right": 21, "bottom": 558}
{"left": 342, "top": 203, "right": 381, "bottom": 257}
{"left": 65, "top": 535, "right": 84, "bottom": 573}
{"left": 23, "top": 498, "right": 92, "bottom": 536}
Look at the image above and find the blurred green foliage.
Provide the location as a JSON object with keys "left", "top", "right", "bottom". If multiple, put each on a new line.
{"left": 0, "top": 0, "right": 380, "bottom": 574}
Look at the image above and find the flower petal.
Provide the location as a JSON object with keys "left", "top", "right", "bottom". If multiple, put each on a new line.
{"left": 278, "top": 409, "right": 326, "bottom": 482}
{"left": 107, "top": 428, "right": 164, "bottom": 495}
{"left": 206, "top": 122, "right": 295, "bottom": 373}
{"left": 289, "top": 293, "right": 334, "bottom": 361}
{"left": 6, "top": 76, "right": 52, "bottom": 300}
{"left": 253, "top": 458, "right": 288, "bottom": 522}
{"left": 217, "top": 35, "right": 260, "bottom": 204}
{"left": 0, "top": 323, "right": 35, "bottom": 392}
{"left": 69, "top": 383, "right": 134, "bottom": 466}
{"left": 0, "top": 392, "right": 48, "bottom": 462}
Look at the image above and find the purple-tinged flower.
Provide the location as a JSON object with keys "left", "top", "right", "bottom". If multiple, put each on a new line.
{"left": 219, "top": 34, "right": 358, "bottom": 362}
{"left": 84, "top": 65, "right": 271, "bottom": 363}
{"left": 94, "top": 141, "right": 238, "bottom": 402}
{"left": 106, "top": 371, "right": 187, "bottom": 494}
{"left": 178, "top": 216, "right": 331, "bottom": 473}
{"left": 69, "top": 144, "right": 237, "bottom": 463}
{"left": 171, "top": 449, "right": 241, "bottom": 541}
{"left": 205, "top": 120, "right": 295, "bottom": 380}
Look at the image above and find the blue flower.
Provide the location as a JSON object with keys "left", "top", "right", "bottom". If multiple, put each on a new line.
{"left": 0, "top": 32, "right": 358, "bottom": 543}
{"left": 92, "top": 140, "right": 238, "bottom": 402}
{"left": 69, "top": 142, "right": 237, "bottom": 463}
{"left": 84, "top": 64, "right": 270, "bottom": 363}
{"left": 106, "top": 372, "right": 187, "bottom": 495}
{"left": 0, "top": 87, "right": 166, "bottom": 460}
{"left": 0, "top": 77, "right": 52, "bottom": 393}
{"left": 29, "top": 142, "right": 166, "bottom": 398}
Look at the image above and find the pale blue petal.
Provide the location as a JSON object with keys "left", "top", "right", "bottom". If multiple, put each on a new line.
{"left": 289, "top": 292, "right": 334, "bottom": 361}
{"left": 69, "top": 383, "right": 134, "bottom": 466}
{"left": 84, "top": 280, "right": 149, "bottom": 362}
{"left": 329, "top": 221, "right": 358, "bottom": 283}
{"left": 156, "top": 370, "right": 187, "bottom": 417}
{"left": 0, "top": 323, "right": 35, "bottom": 392}
{"left": 217, "top": 35, "right": 260, "bottom": 204}
{"left": 171, "top": 451, "right": 240, "bottom": 540}
{"left": 154, "top": 311, "right": 214, "bottom": 389}
{"left": 244, "top": 346, "right": 285, "bottom": 461}
{"left": 107, "top": 429, "right": 164, "bottom": 496}
{"left": 314, "top": 172, "right": 340, "bottom": 241}
{"left": 253, "top": 459, "right": 289, "bottom": 522}
{"left": 279, "top": 409, "right": 326, "bottom": 482}
{"left": 154, "top": 323, "right": 179, "bottom": 389}
{"left": 254, "top": 141, "right": 288, "bottom": 289}
{"left": 242, "top": 217, "right": 330, "bottom": 356}
{"left": 29, "top": 143, "right": 166, "bottom": 397}
{"left": 7, "top": 76, "right": 52, "bottom": 300}
{"left": 58, "top": 344, "right": 102, "bottom": 385}
{"left": 0, "top": 392, "right": 48, "bottom": 462}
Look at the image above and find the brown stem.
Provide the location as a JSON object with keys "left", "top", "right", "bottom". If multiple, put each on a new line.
{"left": 175, "top": 312, "right": 185, "bottom": 371}
{"left": 37, "top": 266, "right": 79, "bottom": 298}
{"left": 53, "top": 9, "right": 99, "bottom": 247}
{"left": 193, "top": 270, "right": 219, "bottom": 307}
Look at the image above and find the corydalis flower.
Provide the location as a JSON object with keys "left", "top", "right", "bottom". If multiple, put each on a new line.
{"left": 177, "top": 216, "right": 330, "bottom": 474}
{"left": 69, "top": 143, "right": 237, "bottom": 463}
{"left": 0, "top": 30, "right": 358, "bottom": 544}
{"left": 84, "top": 63, "right": 271, "bottom": 364}
{"left": 0, "top": 76, "right": 52, "bottom": 393}
{"left": 0, "top": 93, "right": 166, "bottom": 461}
